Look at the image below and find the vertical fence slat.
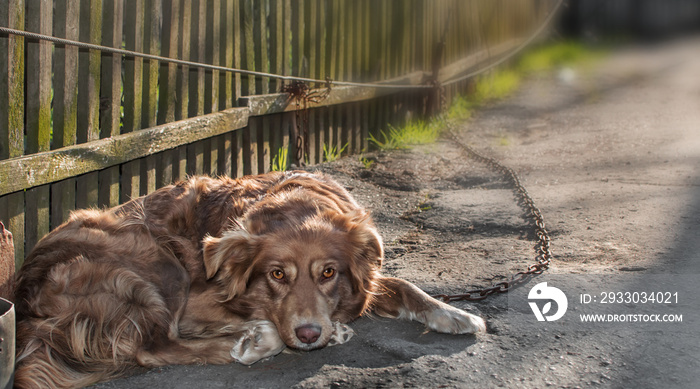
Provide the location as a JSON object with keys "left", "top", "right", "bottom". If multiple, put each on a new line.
{"left": 233, "top": 128, "right": 244, "bottom": 178}
{"left": 158, "top": 0, "right": 179, "bottom": 187}
{"left": 361, "top": 0, "right": 369, "bottom": 78}
{"left": 207, "top": 0, "right": 221, "bottom": 113}
{"left": 122, "top": 0, "right": 144, "bottom": 134}
{"left": 76, "top": 0, "right": 102, "bottom": 209}
{"left": 177, "top": 0, "right": 191, "bottom": 120}
{"left": 242, "top": 0, "right": 256, "bottom": 95}
{"left": 53, "top": 0, "right": 79, "bottom": 149}
{"left": 99, "top": 0, "right": 123, "bottom": 139}
{"left": 269, "top": 0, "right": 284, "bottom": 92}
{"left": 121, "top": 0, "right": 144, "bottom": 202}
{"left": 261, "top": 116, "right": 271, "bottom": 172}
{"left": 243, "top": 119, "right": 259, "bottom": 175}
{"left": 219, "top": 132, "right": 233, "bottom": 177}
{"left": 191, "top": 0, "right": 206, "bottom": 117}
{"left": 159, "top": 0, "right": 179, "bottom": 124}
{"left": 22, "top": 0, "right": 48, "bottom": 257}
{"left": 77, "top": 0, "right": 102, "bottom": 144}
{"left": 269, "top": 113, "right": 282, "bottom": 167}
{"left": 99, "top": 0, "right": 123, "bottom": 208}
{"left": 307, "top": 110, "right": 317, "bottom": 164}
{"left": 305, "top": 1, "right": 315, "bottom": 80}
{"left": 255, "top": 0, "right": 269, "bottom": 94}
{"left": 207, "top": 0, "right": 225, "bottom": 174}
{"left": 335, "top": 0, "right": 344, "bottom": 81}
{"left": 222, "top": 0, "right": 235, "bottom": 109}
{"left": 0, "top": 192, "right": 24, "bottom": 268}
{"left": 25, "top": 0, "right": 51, "bottom": 155}
{"left": 141, "top": 0, "right": 161, "bottom": 195}
{"left": 51, "top": 0, "right": 79, "bottom": 229}
{"left": 24, "top": 185, "right": 48, "bottom": 259}
{"left": 232, "top": 0, "right": 242, "bottom": 101}
{"left": 0, "top": 0, "right": 24, "bottom": 161}
{"left": 290, "top": 0, "right": 304, "bottom": 77}
{"left": 0, "top": 0, "right": 24, "bottom": 262}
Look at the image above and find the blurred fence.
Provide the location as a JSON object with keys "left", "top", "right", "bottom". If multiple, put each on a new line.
{"left": 0, "top": 0, "right": 557, "bottom": 267}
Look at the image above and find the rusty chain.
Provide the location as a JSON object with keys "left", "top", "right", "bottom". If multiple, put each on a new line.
{"left": 281, "top": 80, "right": 332, "bottom": 165}
{"left": 430, "top": 88, "right": 552, "bottom": 303}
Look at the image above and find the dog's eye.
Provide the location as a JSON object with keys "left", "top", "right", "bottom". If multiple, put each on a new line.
{"left": 271, "top": 269, "right": 285, "bottom": 280}
{"left": 322, "top": 268, "right": 335, "bottom": 279}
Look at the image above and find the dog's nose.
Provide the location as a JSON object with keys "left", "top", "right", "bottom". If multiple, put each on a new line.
{"left": 295, "top": 324, "right": 321, "bottom": 344}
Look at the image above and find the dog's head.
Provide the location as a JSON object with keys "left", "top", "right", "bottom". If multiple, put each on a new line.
{"left": 202, "top": 196, "right": 382, "bottom": 350}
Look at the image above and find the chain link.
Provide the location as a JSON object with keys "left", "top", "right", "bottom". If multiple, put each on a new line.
{"left": 431, "top": 88, "right": 552, "bottom": 302}
{"left": 282, "top": 80, "right": 332, "bottom": 166}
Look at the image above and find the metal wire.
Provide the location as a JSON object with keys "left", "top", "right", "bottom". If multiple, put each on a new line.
{"left": 0, "top": 0, "right": 562, "bottom": 91}
{"left": 0, "top": 26, "right": 430, "bottom": 90}
{"left": 441, "top": 0, "right": 564, "bottom": 86}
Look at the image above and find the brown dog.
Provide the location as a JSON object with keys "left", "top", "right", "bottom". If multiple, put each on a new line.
{"left": 13, "top": 171, "right": 485, "bottom": 388}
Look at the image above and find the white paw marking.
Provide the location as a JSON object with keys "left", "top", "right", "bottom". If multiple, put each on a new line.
{"left": 425, "top": 305, "right": 486, "bottom": 334}
{"left": 230, "top": 320, "right": 286, "bottom": 365}
{"left": 326, "top": 321, "right": 355, "bottom": 347}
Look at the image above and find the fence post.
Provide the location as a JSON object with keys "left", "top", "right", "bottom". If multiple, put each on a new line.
{"left": 0, "top": 0, "right": 26, "bottom": 267}
{"left": 0, "top": 222, "right": 13, "bottom": 299}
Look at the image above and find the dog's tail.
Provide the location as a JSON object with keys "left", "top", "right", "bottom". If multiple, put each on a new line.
{"left": 14, "top": 262, "right": 171, "bottom": 388}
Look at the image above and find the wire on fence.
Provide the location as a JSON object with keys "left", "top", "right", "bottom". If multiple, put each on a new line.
{"left": 0, "top": 0, "right": 562, "bottom": 92}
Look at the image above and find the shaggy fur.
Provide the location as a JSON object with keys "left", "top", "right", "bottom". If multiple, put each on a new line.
{"left": 13, "top": 171, "right": 485, "bottom": 388}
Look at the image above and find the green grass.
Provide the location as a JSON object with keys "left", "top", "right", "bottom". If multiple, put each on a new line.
{"left": 359, "top": 156, "right": 374, "bottom": 169}
{"left": 369, "top": 120, "right": 443, "bottom": 150}
{"left": 517, "top": 41, "right": 603, "bottom": 74}
{"left": 444, "top": 41, "right": 604, "bottom": 125}
{"left": 323, "top": 143, "right": 348, "bottom": 162}
{"left": 270, "top": 147, "right": 289, "bottom": 171}
{"left": 365, "top": 41, "right": 605, "bottom": 153}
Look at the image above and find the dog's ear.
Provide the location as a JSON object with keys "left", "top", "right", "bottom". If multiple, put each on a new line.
{"left": 333, "top": 210, "right": 383, "bottom": 295}
{"left": 202, "top": 229, "right": 257, "bottom": 301}
{"left": 345, "top": 210, "right": 383, "bottom": 266}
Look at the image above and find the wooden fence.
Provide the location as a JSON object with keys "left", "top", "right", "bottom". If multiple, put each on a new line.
{"left": 0, "top": 0, "right": 555, "bottom": 268}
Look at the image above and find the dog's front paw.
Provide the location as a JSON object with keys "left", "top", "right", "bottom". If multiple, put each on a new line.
{"left": 326, "top": 321, "right": 355, "bottom": 347}
{"left": 230, "top": 320, "right": 286, "bottom": 365}
{"left": 425, "top": 304, "right": 486, "bottom": 334}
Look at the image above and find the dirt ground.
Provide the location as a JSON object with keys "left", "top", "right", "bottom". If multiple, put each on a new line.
{"left": 96, "top": 35, "right": 700, "bottom": 388}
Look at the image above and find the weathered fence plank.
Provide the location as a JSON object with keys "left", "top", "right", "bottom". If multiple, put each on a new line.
{"left": 0, "top": 108, "right": 250, "bottom": 196}
{"left": 98, "top": 0, "right": 123, "bottom": 209}
{"left": 221, "top": 0, "right": 235, "bottom": 109}
{"left": 242, "top": 0, "right": 256, "bottom": 96}
{"left": 25, "top": 0, "right": 51, "bottom": 156}
{"left": 0, "top": 221, "right": 15, "bottom": 297}
{"left": 76, "top": 0, "right": 103, "bottom": 210}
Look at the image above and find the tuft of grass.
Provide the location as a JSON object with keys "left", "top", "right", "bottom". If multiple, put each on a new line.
{"left": 359, "top": 156, "right": 374, "bottom": 169}
{"left": 517, "top": 41, "right": 602, "bottom": 74}
{"left": 270, "top": 147, "right": 289, "bottom": 171}
{"left": 442, "top": 41, "right": 604, "bottom": 126}
{"left": 363, "top": 41, "right": 605, "bottom": 154}
{"left": 472, "top": 69, "right": 521, "bottom": 104}
{"left": 323, "top": 143, "right": 348, "bottom": 162}
{"left": 447, "top": 95, "right": 474, "bottom": 121}
{"left": 369, "top": 120, "right": 444, "bottom": 150}
{"left": 368, "top": 129, "right": 403, "bottom": 150}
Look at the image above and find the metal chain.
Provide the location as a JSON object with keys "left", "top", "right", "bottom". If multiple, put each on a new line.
{"left": 282, "top": 80, "right": 332, "bottom": 165}
{"left": 431, "top": 88, "right": 552, "bottom": 302}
